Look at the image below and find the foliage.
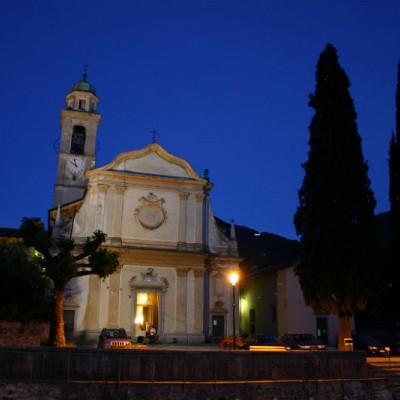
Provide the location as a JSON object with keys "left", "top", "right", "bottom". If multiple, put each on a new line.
{"left": 388, "top": 61, "right": 400, "bottom": 294}
{"left": 294, "top": 44, "right": 377, "bottom": 347}
{"left": 19, "top": 217, "right": 120, "bottom": 347}
{"left": 0, "top": 242, "right": 51, "bottom": 321}
{"left": 218, "top": 335, "right": 244, "bottom": 350}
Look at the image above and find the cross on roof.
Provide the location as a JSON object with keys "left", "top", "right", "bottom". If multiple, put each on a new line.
{"left": 83, "top": 64, "right": 88, "bottom": 81}
{"left": 151, "top": 129, "right": 159, "bottom": 143}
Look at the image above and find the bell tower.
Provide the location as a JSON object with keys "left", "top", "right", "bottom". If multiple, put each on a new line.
{"left": 54, "top": 71, "right": 101, "bottom": 206}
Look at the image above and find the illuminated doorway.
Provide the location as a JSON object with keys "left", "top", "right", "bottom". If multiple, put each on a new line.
{"left": 134, "top": 292, "right": 159, "bottom": 334}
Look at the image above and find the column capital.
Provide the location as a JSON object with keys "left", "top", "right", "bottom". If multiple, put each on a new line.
{"left": 179, "top": 192, "right": 190, "bottom": 201}
{"left": 98, "top": 184, "right": 109, "bottom": 194}
{"left": 195, "top": 193, "right": 204, "bottom": 202}
{"left": 115, "top": 185, "right": 127, "bottom": 195}
{"left": 176, "top": 268, "right": 189, "bottom": 278}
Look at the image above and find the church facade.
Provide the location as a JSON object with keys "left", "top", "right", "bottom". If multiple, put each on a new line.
{"left": 49, "top": 74, "right": 240, "bottom": 344}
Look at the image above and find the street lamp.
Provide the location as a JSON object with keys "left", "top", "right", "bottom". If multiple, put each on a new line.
{"left": 229, "top": 272, "right": 239, "bottom": 350}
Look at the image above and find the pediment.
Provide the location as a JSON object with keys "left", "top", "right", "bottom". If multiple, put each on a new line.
{"left": 92, "top": 143, "right": 204, "bottom": 181}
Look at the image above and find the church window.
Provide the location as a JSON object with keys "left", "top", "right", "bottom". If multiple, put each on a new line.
{"left": 213, "top": 274, "right": 225, "bottom": 297}
{"left": 70, "top": 126, "right": 86, "bottom": 154}
{"left": 78, "top": 99, "right": 86, "bottom": 110}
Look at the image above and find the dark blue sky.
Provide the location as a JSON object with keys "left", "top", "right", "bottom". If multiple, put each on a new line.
{"left": 1, "top": 0, "right": 399, "bottom": 239}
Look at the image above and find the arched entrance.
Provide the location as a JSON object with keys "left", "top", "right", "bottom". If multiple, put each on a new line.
{"left": 129, "top": 268, "right": 169, "bottom": 341}
{"left": 134, "top": 291, "right": 159, "bottom": 333}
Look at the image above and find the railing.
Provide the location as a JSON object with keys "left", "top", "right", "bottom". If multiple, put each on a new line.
{"left": 0, "top": 348, "right": 368, "bottom": 383}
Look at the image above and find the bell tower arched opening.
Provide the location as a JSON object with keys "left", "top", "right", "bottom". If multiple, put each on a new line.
{"left": 70, "top": 126, "right": 86, "bottom": 154}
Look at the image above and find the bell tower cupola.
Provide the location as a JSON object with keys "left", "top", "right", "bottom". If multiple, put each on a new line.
{"left": 54, "top": 70, "right": 101, "bottom": 206}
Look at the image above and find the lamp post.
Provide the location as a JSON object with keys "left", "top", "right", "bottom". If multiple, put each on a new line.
{"left": 229, "top": 272, "right": 239, "bottom": 350}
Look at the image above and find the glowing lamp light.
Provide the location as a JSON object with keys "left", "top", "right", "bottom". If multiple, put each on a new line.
{"left": 229, "top": 272, "right": 239, "bottom": 286}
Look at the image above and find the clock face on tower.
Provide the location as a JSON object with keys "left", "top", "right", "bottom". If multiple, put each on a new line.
{"left": 66, "top": 157, "right": 86, "bottom": 174}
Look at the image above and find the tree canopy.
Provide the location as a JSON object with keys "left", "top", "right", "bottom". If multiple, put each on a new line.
{"left": 294, "top": 44, "right": 377, "bottom": 348}
{"left": 0, "top": 241, "right": 51, "bottom": 321}
{"left": 389, "top": 62, "right": 400, "bottom": 265}
{"left": 19, "top": 217, "right": 119, "bottom": 346}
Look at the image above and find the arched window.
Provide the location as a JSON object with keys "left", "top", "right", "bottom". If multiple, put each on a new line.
{"left": 78, "top": 99, "right": 86, "bottom": 110}
{"left": 70, "top": 126, "right": 86, "bottom": 154}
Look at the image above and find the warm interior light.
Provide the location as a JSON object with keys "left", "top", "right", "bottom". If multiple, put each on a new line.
{"left": 229, "top": 272, "right": 239, "bottom": 286}
{"left": 134, "top": 315, "right": 144, "bottom": 324}
{"left": 138, "top": 293, "right": 148, "bottom": 304}
{"left": 135, "top": 305, "right": 144, "bottom": 324}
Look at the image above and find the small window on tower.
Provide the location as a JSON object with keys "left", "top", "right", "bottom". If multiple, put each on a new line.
{"left": 78, "top": 99, "right": 86, "bottom": 110}
{"left": 89, "top": 99, "right": 96, "bottom": 112}
{"left": 70, "top": 126, "right": 86, "bottom": 154}
{"left": 67, "top": 97, "right": 74, "bottom": 109}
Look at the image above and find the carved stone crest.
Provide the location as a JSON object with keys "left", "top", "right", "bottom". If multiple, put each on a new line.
{"left": 135, "top": 192, "right": 166, "bottom": 229}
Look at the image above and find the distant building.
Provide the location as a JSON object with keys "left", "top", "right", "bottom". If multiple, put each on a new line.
{"left": 0, "top": 228, "right": 20, "bottom": 245}
{"left": 237, "top": 226, "right": 340, "bottom": 346}
{"left": 49, "top": 74, "right": 240, "bottom": 344}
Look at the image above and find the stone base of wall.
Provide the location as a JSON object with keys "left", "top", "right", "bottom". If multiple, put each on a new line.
{"left": 0, "top": 380, "right": 398, "bottom": 400}
{"left": 0, "top": 321, "right": 49, "bottom": 347}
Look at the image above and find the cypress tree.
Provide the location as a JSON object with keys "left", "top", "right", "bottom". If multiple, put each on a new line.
{"left": 294, "top": 44, "right": 377, "bottom": 350}
{"left": 388, "top": 61, "right": 400, "bottom": 301}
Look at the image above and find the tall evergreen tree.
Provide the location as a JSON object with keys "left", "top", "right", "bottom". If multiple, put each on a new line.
{"left": 294, "top": 44, "right": 377, "bottom": 350}
{"left": 389, "top": 61, "right": 400, "bottom": 280}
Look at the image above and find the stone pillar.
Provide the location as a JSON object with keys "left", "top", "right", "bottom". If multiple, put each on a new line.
{"left": 85, "top": 184, "right": 96, "bottom": 234}
{"left": 107, "top": 271, "right": 121, "bottom": 327}
{"left": 111, "top": 185, "right": 126, "bottom": 241}
{"left": 95, "top": 184, "right": 109, "bottom": 231}
{"left": 178, "top": 192, "right": 189, "bottom": 245}
{"left": 193, "top": 268, "right": 205, "bottom": 336}
{"left": 176, "top": 268, "right": 188, "bottom": 333}
{"left": 82, "top": 275, "right": 101, "bottom": 333}
{"left": 202, "top": 192, "right": 210, "bottom": 251}
{"left": 194, "top": 193, "right": 204, "bottom": 250}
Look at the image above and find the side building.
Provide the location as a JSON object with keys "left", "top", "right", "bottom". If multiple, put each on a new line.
{"left": 236, "top": 226, "right": 340, "bottom": 347}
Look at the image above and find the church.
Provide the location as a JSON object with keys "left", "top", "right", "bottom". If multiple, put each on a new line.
{"left": 49, "top": 73, "right": 241, "bottom": 344}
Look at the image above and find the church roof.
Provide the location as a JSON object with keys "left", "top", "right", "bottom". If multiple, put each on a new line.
{"left": 70, "top": 80, "right": 97, "bottom": 95}
{"left": 69, "top": 72, "right": 97, "bottom": 95}
{"left": 91, "top": 142, "right": 210, "bottom": 184}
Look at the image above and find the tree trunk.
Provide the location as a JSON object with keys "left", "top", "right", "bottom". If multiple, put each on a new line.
{"left": 337, "top": 314, "right": 353, "bottom": 350}
{"left": 48, "top": 285, "right": 66, "bottom": 347}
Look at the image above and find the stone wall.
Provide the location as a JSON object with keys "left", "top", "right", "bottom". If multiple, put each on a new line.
{"left": 0, "top": 347, "right": 368, "bottom": 382}
{"left": 0, "top": 380, "right": 398, "bottom": 400}
{"left": 0, "top": 347, "right": 398, "bottom": 399}
{"left": 0, "top": 321, "right": 49, "bottom": 347}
